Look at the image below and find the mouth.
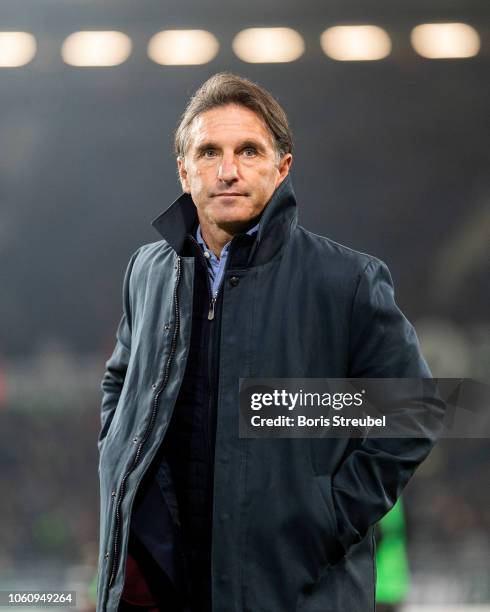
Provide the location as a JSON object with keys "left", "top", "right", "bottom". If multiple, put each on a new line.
{"left": 212, "top": 192, "right": 247, "bottom": 197}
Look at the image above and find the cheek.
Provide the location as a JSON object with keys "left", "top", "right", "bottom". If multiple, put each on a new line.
{"left": 256, "top": 169, "right": 278, "bottom": 195}
{"left": 256, "top": 165, "right": 278, "bottom": 184}
{"left": 193, "top": 167, "right": 208, "bottom": 183}
{"left": 188, "top": 169, "right": 204, "bottom": 190}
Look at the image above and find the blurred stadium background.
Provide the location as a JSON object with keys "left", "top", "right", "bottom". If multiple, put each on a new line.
{"left": 0, "top": 0, "right": 489, "bottom": 610}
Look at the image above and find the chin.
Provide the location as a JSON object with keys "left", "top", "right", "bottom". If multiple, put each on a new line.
{"left": 215, "top": 216, "right": 258, "bottom": 234}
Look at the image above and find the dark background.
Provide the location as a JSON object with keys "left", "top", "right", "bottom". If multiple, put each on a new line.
{"left": 0, "top": 0, "right": 488, "bottom": 609}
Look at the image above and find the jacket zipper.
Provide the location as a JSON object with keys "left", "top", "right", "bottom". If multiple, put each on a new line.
{"left": 187, "top": 237, "right": 220, "bottom": 469}
{"left": 188, "top": 235, "right": 244, "bottom": 490}
{"left": 208, "top": 296, "right": 217, "bottom": 320}
{"left": 203, "top": 236, "right": 242, "bottom": 520}
{"left": 107, "top": 256, "right": 182, "bottom": 591}
{"left": 191, "top": 236, "right": 241, "bottom": 477}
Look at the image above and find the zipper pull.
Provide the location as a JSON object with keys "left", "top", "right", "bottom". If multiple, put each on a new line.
{"left": 208, "top": 297, "right": 216, "bottom": 320}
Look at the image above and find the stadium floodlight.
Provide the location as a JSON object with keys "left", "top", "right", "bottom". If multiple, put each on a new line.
{"left": 61, "top": 31, "right": 132, "bottom": 67}
{"left": 232, "top": 28, "right": 304, "bottom": 63}
{"left": 148, "top": 30, "right": 219, "bottom": 65}
{"left": 0, "top": 32, "right": 37, "bottom": 67}
{"left": 320, "top": 25, "right": 391, "bottom": 61}
{"left": 411, "top": 23, "right": 480, "bottom": 59}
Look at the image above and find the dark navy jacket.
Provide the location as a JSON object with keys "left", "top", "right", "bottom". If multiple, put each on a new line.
{"left": 97, "top": 175, "right": 443, "bottom": 611}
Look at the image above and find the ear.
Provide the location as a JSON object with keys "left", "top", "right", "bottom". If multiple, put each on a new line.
{"left": 177, "top": 157, "right": 191, "bottom": 193}
{"left": 275, "top": 153, "right": 293, "bottom": 188}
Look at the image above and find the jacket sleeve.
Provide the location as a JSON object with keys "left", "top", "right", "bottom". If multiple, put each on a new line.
{"left": 98, "top": 249, "right": 140, "bottom": 455}
{"left": 331, "top": 258, "right": 444, "bottom": 559}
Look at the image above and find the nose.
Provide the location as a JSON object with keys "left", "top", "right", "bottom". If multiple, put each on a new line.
{"left": 217, "top": 154, "right": 238, "bottom": 183}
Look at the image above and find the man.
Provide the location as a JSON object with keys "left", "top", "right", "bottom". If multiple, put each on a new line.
{"left": 97, "top": 73, "right": 442, "bottom": 611}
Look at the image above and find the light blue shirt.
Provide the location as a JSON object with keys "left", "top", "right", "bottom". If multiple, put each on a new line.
{"left": 196, "top": 223, "right": 259, "bottom": 298}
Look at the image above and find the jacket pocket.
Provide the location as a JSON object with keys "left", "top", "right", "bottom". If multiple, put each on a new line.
{"left": 296, "top": 475, "right": 352, "bottom": 612}
{"left": 312, "top": 474, "right": 336, "bottom": 540}
{"left": 312, "top": 472, "right": 347, "bottom": 569}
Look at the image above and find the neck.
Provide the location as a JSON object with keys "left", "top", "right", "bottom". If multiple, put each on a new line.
{"left": 200, "top": 224, "right": 233, "bottom": 259}
{"left": 198, "top": 217, "right": 260, "bottom": 259}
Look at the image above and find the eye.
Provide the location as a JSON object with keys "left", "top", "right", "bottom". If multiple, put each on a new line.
{"left": 203, "top": 148, "right": 217, "bottom": 158}
{"left": 242, "top": 147, "right": 257, "bottom": 157}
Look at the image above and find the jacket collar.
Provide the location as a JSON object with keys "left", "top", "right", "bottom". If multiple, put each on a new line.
{"left": 151, "top": 174, "right": 298, "bottom": 266}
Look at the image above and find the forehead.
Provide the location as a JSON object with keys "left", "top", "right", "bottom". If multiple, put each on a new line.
{"left": 188, "top": 104, "right": 274, "bottom": 149}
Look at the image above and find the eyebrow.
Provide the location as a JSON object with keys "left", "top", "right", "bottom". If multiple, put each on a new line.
{"left": 194, "top": 139, "right": 267, "bottom": 156}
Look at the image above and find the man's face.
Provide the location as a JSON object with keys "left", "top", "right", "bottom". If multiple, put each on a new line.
{"left": 177, "top": 104, "right": 292, "bottom": 234}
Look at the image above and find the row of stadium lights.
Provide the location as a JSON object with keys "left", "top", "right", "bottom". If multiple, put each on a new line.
{"left": 0, "top": 24, "right": 482, "bottom": 68}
